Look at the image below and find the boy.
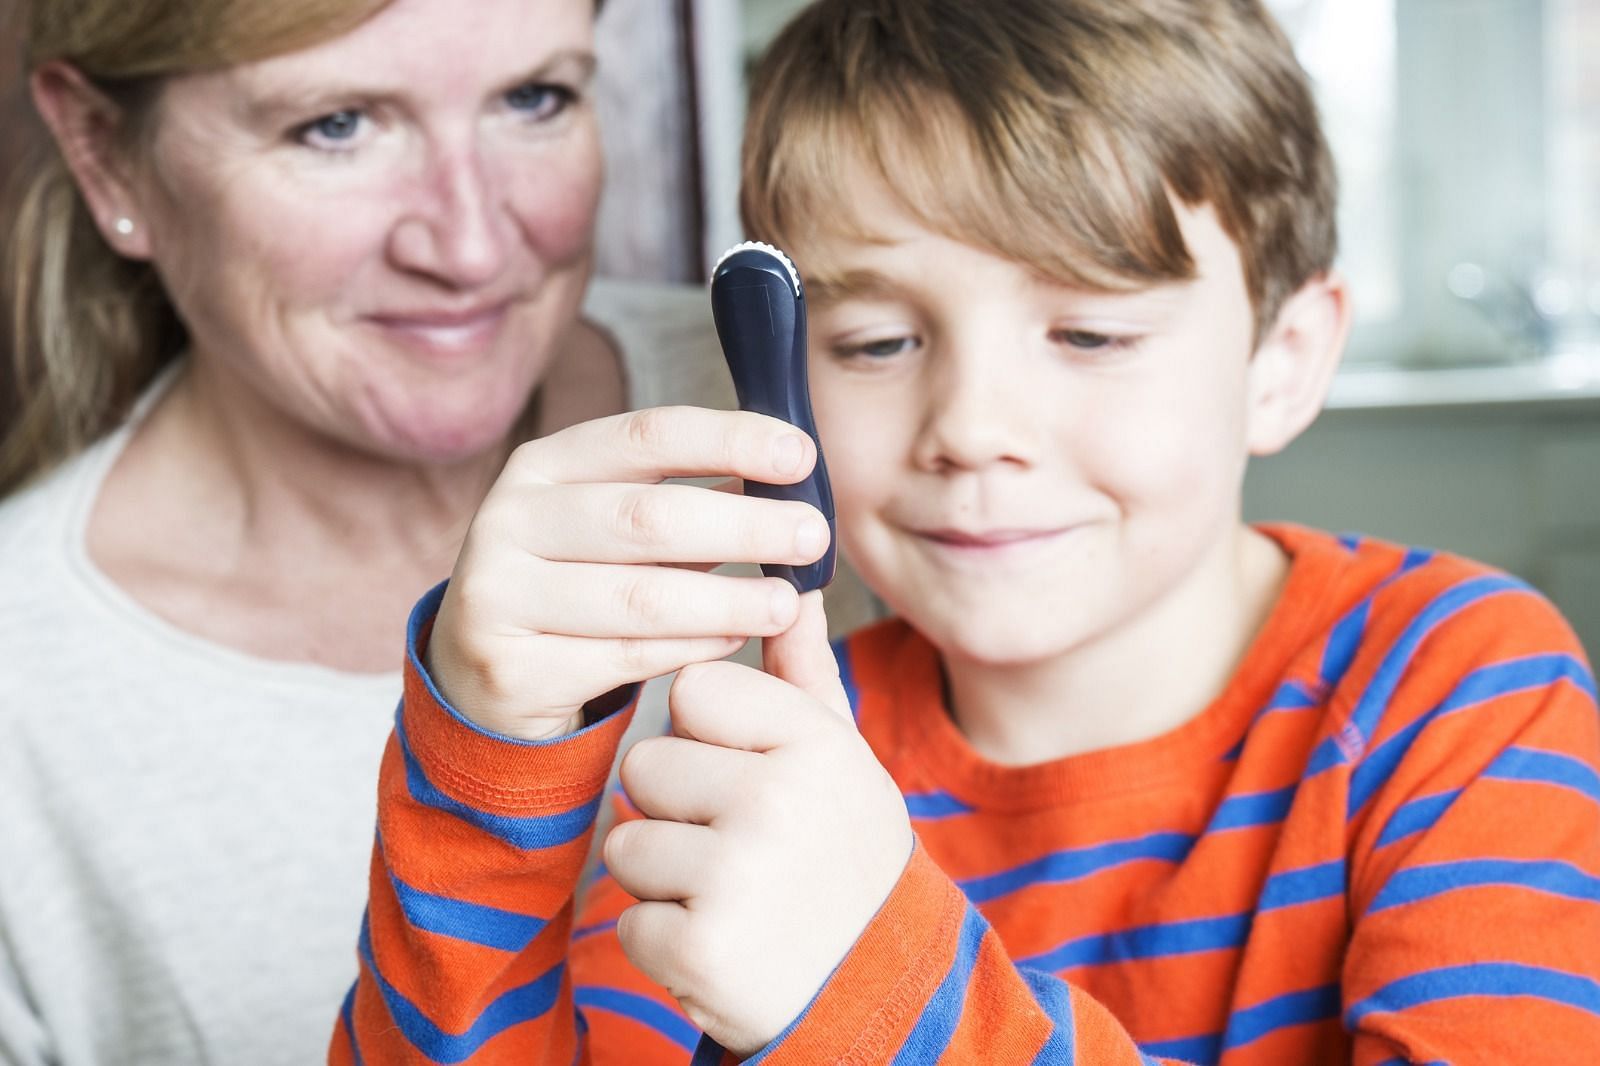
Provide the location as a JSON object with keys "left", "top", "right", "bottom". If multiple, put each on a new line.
{"left": 334, "top": 0, "right": 1600, "bottom": 1062}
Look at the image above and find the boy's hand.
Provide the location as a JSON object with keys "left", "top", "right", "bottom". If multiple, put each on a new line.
{"left": 606, "top": 592, "right": 914, "bottom": 1056}
{"left": 425, "top": 407, "right": 830, "bottom": 741}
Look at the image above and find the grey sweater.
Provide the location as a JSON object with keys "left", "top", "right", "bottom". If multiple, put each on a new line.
{"left": 0, "top": 394, "right": 399, "bottom": 1064}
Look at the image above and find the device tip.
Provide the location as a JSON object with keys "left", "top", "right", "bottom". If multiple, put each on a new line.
{"left": 711, "top": 240, "right": 802, "bottom": 296}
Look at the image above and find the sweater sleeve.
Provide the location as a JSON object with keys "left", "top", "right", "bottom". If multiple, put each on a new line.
{"left": 565, "top": 790, "right": 708, "bottom": 1061}
{"left": 327, "top": 585, "right": 1186, "bottom": 1064}
{"left": 330, "top": 583, "right": 643, "bottom": 1065}
{"left": 699, "top": 581, "right": 1600, "bottom": 1066}
{"left": 685, "top": 840, "right": 1189, "bottom": 1065}
{"left": 0, "top": 934, "right": 52, "bottom": 1066}
{"left": 1338, "top": 583, "right": 1600, "bottom": 1064}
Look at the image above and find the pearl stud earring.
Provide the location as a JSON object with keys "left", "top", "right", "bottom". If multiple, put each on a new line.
{"left": 113, "top": 218, "right": 134, "bottom": 236}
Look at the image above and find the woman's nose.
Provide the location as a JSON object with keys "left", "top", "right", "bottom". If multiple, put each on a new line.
{"left": 387, "top": 148, "right": 513, "bottom": 290}
{"left": 911, "top": 350, "right": 1036, "bottom": 473}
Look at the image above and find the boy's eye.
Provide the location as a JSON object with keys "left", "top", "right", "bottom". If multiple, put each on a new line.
{"left": 296, "top": 109, "right": 367, "bottom": 150}
{"left": 506, "top": 82, "right": 576, "bottom": 120}
{"left": 835, "top": 335, "right": 917, "bottom": 360}
{"left": 1050, "top": 328, "right": 1137, "bottom": 353}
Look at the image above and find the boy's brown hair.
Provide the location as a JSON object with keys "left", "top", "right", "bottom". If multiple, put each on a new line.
{"left": 741, "top": 0, "right": 1338, "bottom": 342}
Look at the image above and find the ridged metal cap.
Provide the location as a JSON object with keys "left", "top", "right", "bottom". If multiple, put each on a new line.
{"left": 711, "top": 240, "right": 802, "bottom": 296}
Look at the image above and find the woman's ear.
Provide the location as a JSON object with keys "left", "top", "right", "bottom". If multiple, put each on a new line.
{"left": 1244, "top": 270, "right": 1351, "bottom": 456}
{"left": 29, "top": 60, "right": 154, "bottom": 259}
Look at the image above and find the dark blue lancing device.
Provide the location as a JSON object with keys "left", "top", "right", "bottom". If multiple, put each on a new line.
{"left": 710, "top": 241, "right": 836, "bottom": 593}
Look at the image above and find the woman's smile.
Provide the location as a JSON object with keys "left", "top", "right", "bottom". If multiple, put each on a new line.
{"left": 364, "top": 300, "right": 513, "bottom": 360}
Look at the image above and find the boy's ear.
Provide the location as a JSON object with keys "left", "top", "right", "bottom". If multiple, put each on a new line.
{"left": 1244, "top": 271, "right": 1351, "bottom": 456}
{"left": 29, "top": 61, "right": 154, "bottom": 260}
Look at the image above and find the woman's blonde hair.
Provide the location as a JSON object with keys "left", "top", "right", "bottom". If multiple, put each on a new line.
{"left": 742, "top": 0, "right": 1337, "bottom": 344}
{"left": 1, "top": 0, "right": 392, "bottom": 495}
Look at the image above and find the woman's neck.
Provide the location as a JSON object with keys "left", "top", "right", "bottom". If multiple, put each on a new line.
{"left": 84, "top": 361, "right": 497, "bottom": 672}
{"left": 172, "top": 358, "right": 505, "bottom": 574}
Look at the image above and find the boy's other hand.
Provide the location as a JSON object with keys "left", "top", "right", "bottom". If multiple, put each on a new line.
{"left": 424, "top": 406, "right": 828, "bottom": 741}
{"left": 606, "top": 592, "right": 915, "bottom": 1056}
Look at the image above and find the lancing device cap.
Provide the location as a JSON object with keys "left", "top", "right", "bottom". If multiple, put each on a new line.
{"left": 709, "top": 241, "right": 836, "bottom": 593}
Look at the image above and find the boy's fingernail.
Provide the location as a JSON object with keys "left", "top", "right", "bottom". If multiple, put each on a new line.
{"left": 773, "top": 434, "right": 807, "bottom": 476}
{"left": 771, "top": 584, "right": 797, "bottom": 624}
{"left": 795, "top": 517, "right": 828, "bottom": 558}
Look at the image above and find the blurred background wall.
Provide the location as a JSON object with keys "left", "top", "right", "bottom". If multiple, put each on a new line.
{"left": 2, "top": 0, "right": 1596, "bottom": 654}
{"left": 1, "top": 0, "right": 33, "bottom": 421}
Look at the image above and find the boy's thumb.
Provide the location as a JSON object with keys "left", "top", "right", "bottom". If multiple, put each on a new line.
{"left": 762, "top": 591, "right": 852, "bottom": 722}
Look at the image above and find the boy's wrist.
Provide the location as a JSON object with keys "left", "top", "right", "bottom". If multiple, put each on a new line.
{"left": 401, "top": 604, "right": 638, "bottom": 805}
{"left": 742, "top": 841, "right": 964, "bottom": 1063}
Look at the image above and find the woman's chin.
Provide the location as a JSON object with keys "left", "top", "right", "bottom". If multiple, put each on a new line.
{"left": 350, "top": 395, "right": 529, "bottom": 466}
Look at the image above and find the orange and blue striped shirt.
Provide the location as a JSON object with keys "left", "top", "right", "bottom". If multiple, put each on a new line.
{"left": 332, "top": 525, "right": 1600, "bottom": 1064}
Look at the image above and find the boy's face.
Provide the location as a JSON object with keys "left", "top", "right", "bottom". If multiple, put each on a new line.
{"left": 799, "top": 173, "right": 1268, "bottom": 668}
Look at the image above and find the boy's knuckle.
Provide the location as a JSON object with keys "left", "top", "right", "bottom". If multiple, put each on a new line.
{"left": 620, "top": 575, "right": 666, "bottom": 628}
{"left": 745, "top": 776, "right": 795, "bottom": 827}
{"left": 447, "top": 643, "right": 503, "bottom": 699}
{"left": 504, "top": 439, "right": 549, "bottom": 482}
{"left": 450, "top": 567, "right": 495, "bottom": 616}
{"left": 616, "top": 489, "right": 671, "bottom": 546}
{"left": 614, "top": 636, "right": 653, "bottom": 677}
{"left": 624, "top": 408, "right": 673, "bottom": 454}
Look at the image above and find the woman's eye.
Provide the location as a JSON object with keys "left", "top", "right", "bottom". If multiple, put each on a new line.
{"left": 297, "top": 109, "right": 366, "bottom": 149}
{"left": 506, "top": 83, "right": 575, "bottom": 120}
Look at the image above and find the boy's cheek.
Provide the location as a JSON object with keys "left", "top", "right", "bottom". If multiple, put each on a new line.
{"left": 1077, "top": 403, "right": 1244, "bottom": 513}
{"left": 814, "top": 396, "right": 904, "bottom": 481}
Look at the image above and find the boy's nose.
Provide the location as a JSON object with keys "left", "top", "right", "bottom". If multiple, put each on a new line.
{"left": 912, "top": 353, "right": 1035, "bottom": 473}
{"left": 387, "top": 146, "right": 514, "bottom": 291}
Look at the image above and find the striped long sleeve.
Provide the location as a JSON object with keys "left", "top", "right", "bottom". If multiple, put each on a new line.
{"left": 685, "top": 841, "right": 1190, "bottom": 1065}
{"left": 720, "top": 542, "right": 1600, "bottom": 1063}
{"left": 331, "top": 583, "right": 640, "bottom": 1064}
{"left": 1336, "top": 573, "right": 1600, "bottom": 1061}
{"left": 334, "top": 527, "right": 1600, "bottom": 1064}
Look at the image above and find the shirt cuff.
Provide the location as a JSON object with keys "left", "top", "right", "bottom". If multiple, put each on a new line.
{"left": 399, "top": 580, "right": 639, "bottom": 811}
{"left": 747, "top": 839, "right": 967, "bottom": 1064}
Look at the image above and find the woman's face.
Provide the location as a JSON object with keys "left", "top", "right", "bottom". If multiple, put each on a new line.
{"left": 129, "top": 0, "right": 602, "bottom": 462}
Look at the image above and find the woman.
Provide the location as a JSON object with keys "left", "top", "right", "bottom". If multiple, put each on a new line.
{"left": 0, "top": 0, "right": 626, "bottom": 1061}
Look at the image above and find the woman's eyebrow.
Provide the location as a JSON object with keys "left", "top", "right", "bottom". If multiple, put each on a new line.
{"left": 238, "top": 83, "right": 379, "bottom": 125}
{"left": 238, "top": 49, "right": 597, "bottom": 124}
{"left": 516, "top": 49, "right": 599, "bottom": 86}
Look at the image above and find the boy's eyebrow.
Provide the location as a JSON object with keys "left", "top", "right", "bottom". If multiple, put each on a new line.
{"left": 805, "top": 269, "right": 904, "bottom": 307}
{"left": 1041, "top": 280, "right": 1191, "bottom": 313}
{"left": 806, "top": 265, "right": 1190, "bottom": 314}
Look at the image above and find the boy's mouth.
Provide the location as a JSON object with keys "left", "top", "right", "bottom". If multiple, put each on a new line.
{"left": 917, "top": 527, "right": 1065, "bottom": 549}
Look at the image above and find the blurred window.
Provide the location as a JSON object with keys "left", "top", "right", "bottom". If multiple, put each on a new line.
{"left": 1271, "top": 0, "right": 1598, "bottom": 364}
{"left": 728, "top": 0, "right": 1599, "bottom": 365}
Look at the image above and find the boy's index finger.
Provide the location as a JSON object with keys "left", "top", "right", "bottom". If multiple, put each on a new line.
{"left": 667, "top": 659, "right": 833, "bottom": 754}
{"left": 762, "top": 592, "right": 853, "bottom": 723}
{"left": 508, "top": 406, "right": 816, "bottom": 487}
